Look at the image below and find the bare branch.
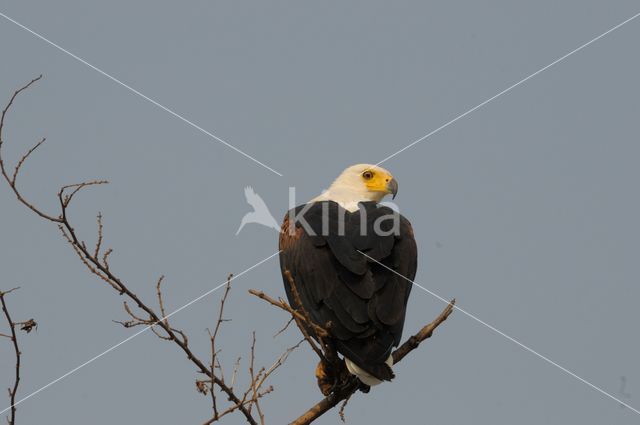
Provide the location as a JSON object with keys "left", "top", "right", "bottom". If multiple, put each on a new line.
{"left": 248, "top": 289, "right": 328, "bottom": 338}
{"left": 205, "top": 276, "right": 232, "bottom": 421}
{"left": 155, "top": 276, "right": 168, "bottom": 323}
{"left": 0, "top": 80, "right": 260, "bottom": 425}
{"left": 201, "top": 303, "right": 302, "bottom": 425}
{"left": 0, "top": 76, "right": 61, "bottom": 223}
{"left": 102, "top": 248, "right": 113, "bottom": 270}
{"left": 338, "top": 394, "right": 351, "bottom": 422}
{"left": 257, "top": 339, "right": 304, "bottom": 389}
{"left": 1, "top": 287, "right": 34, "bottom": 425}
{"left": 273, "top": 316, "right": 295, "bottom": 338}
{"left": 58, "top": 180, "right": 109, "bottom": 209}
{"left": 94, "top": 213, "right": 104, "bottom": 258}
{"left": 289, "top": 299, "right": 456, "bottom": 425}
{"left": 392, "top": 299, "right": 456, "bottom": 364}
{"left": 252, "top": 270, "right": 455, "bottom": 424}
{"left": 247, "top": 332, "right": 263, "bottom": 422}
{"left": 250, "top": 288, "right": 325, "bottom": 363}
{"left": 12, "top": 138, "right": 45, "bottom": 185}
{"left": 212, "top": 276, "right": 232, "bottom": 343}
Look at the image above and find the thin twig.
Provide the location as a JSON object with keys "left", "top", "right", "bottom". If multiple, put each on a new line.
{"left": 11, "top": 138, "right": 45, "bottom": 185}
{"left": 392, "top": 299, "right": 456, "bottom": 364}
{"left": 273, "top": 316, "right": 295, "bottom": 338}
{"left": 338, "top": 394, "right": 352, "bottom": 423}
{"left": 1, "top": 287, "right": 22, "bottom": 425}
{"left": 0, "top": 76, "right": 61, "bottom": 223}
{"left": 206, "top": 276, "right": 232, "bottom": 420}
{"left": 94, "top": 213, "right": 103, "bottom": 258}
{"left": 102, "top": 248, "right": 113, "bottom": 270}
{"left": 155, "top": 276, "right": 167, "bottom": 323}
{"left": 247, "top": 289, "right": 328, "bottom": 338}
{"left": 249, "top": 289, "right": 325, "bottom": 362}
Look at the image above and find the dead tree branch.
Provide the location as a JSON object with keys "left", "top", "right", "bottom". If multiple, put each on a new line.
{"left": 1, "top": 287, "right": 37, "bottom": 425}
{"left": 0, "top": 75, "right": 60, "bottom": 223}
{"left": 198, "top": 280, "right": 301, "bottom": 425}
{"left": 0, "top": 287, "right": 20, "bottom": 425}
{"left": 392, "top": 299, "right": 456, "bottom": 364}
{"left": 250, "top": 274, "right": 455, "bottom": 425}
{"left": 1, "top": 77, "right": 299, "bottom": 424}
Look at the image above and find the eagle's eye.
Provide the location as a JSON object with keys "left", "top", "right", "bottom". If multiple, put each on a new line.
{"left": 362, "top": 170, "right": 374, "bottom": 180}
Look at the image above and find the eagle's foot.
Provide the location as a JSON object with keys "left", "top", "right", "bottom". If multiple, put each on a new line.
{"left": 315, "top": 360, "right": 336, "bottom": 396}
{"left": 357, "top": 380, "right": 371, "bottom": 394}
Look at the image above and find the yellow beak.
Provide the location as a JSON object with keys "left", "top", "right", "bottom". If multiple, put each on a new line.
{"left": 387, "top": 178, "right": 398, "bottom": 199}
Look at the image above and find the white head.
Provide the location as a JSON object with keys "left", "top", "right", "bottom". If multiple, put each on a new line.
{"left": 312, "top": 164, "right": 398, "bottom": 211}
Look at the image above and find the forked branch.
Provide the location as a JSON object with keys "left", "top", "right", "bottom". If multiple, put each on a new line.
{"left": 1, "top": 287, "right": 37, "bottom": 425}
{"left": 1, "top": 77, "right": 299, "bottom": 424}
{"left": 250, "top": 274, "right": 455, "bottom": 425}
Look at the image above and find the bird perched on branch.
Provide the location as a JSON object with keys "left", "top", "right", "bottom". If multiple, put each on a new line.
{"left": 279, "top": 164, "right": 416, "bottom": 389}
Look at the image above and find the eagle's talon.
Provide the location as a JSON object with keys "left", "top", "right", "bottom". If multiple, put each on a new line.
{"left": 357, "top": 381, "right": 371, "bottom": 393}
{"left": 316, "top": 360, "right": 336, "bottom": 396}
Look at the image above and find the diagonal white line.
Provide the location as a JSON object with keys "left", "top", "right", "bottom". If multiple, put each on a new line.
{"left": 375, "top": 10, "right": 640, "bottom": 168}
{"left": 0, "top": 250, "right": 282, "bottom": 415}
{"left": 0, "top": 11, "right": 283, "bottom": 177}
{"left": 358, "top": 250, "right": 640, "bottom": 415}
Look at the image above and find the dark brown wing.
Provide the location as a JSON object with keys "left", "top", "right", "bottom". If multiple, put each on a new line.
{"left": 279, "top": 201, "right": 417, "bottom": 381}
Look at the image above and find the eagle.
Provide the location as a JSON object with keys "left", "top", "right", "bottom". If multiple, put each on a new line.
{"left": 279, "top": 164, "right": 417, "bottom": 387}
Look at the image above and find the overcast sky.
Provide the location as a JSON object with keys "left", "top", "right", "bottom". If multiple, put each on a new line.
{"left": 1, "top": 1, "right": 639, "bottom": 424}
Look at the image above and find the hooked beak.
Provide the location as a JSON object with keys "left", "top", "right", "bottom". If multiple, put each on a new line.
{"left": 386, "top": 178, "right": 398, "bottom": 199}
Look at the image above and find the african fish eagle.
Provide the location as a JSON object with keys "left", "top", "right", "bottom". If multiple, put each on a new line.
{"left": 279, "top": 164, "right": 417, "bottom": 387}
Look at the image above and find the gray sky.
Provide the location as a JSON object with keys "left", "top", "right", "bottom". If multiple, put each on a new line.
{"left": 1, "top": 1, "right": 639, "bottom": 424}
